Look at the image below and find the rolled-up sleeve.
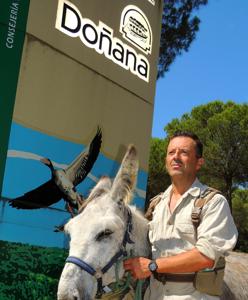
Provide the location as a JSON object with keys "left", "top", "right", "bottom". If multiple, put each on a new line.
{"left": 195, "top": 194, "right": 238, "bottom": 265}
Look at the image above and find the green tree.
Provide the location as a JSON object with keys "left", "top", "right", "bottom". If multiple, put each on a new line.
{"left": 232, "top": 189, "right": 248, "bottom": 252}
{"left": 165, "top": 101, "right": 248, "bottom": 212}
{"left": 145, "top": 138, "right": 170, "bottom": 206}
{"left": 158, "top": 0, "right": 208, "bottom": 77}
{"left": 147, "top": 101, "right": 248, "bottom": 213}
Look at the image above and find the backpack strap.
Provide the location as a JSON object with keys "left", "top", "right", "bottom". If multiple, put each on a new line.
{"left": 145, "top": 193, "right": 163, "bottom": 221}
{"left": 191, "top": 187, "right": 222, "bottom": 236}
{"left": 145, "top": 187, "right": 222, "bottom": 226}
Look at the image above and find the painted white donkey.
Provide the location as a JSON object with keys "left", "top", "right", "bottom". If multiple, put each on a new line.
{"left": 57, "top": 145, "right": 149, "bottom": 300}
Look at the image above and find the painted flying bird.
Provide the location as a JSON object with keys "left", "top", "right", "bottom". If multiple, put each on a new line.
{"left": 9, "top": 128, "right": 102, "bottom": 211}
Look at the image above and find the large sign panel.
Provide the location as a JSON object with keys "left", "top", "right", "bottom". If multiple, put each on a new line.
{"left": 0, "top": 0, "right": 162, "bottom": 298}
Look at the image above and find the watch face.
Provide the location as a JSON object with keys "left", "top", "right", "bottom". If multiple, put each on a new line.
{"left": 149, "top": 261, "right": 157, "bottom": 272}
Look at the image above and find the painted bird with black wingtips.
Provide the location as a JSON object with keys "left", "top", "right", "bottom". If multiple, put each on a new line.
{"left": 9, "top": 128, "right": 102, "bottom": 212}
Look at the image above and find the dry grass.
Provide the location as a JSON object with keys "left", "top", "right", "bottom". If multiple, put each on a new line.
{"left": 221, "top": 252, "right": 248, "bottom": 300}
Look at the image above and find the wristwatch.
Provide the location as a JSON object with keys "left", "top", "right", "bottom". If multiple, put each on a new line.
{"left": 148, "top": 260, "right": 158, "bottom": 273}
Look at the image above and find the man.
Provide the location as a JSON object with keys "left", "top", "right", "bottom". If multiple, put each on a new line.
{"left": 124, "top": 131, "right": 238, "bottom": 299}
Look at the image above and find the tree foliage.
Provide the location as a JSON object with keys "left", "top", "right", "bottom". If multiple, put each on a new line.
{"left": 145, "top": 138, "right": 170, "bottom": 207}
{"left": 165, "top": 101, "right": 248, "bottom": 211}
{"left": 158, "top": 0, "right": 208, "bottom": 77}
{"left": 147, "top": 101, "right": 248, "bottom": 213}
{"left": 232, "top": 189, "right": 248, "bottom": 252}
{"left": 0, "top": 240, "right": 67, "bottom": 299}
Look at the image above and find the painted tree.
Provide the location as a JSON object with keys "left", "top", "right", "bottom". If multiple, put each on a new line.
{"left": 158, "top": 0, "right": 208, "bottom": 77}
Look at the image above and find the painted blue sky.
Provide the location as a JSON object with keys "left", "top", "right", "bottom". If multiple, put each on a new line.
{"left": 0, "top": 123, "right": 148, "bottom": 248}
{"left": 152, "top": 0, "right": 248, "bottom": 138}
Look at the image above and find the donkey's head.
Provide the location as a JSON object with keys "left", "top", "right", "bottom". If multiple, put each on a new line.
{"left": 57, "top": 145, "right": 147, "bottom": 300}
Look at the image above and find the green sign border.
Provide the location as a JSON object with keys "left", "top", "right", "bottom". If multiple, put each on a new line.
{"left": 0, "top": 0, "right": 30, "bottom": 194}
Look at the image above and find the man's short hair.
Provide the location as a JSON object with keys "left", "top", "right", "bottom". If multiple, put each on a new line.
{"left": 169, "top": 131, "right": 203, "bottom": 158}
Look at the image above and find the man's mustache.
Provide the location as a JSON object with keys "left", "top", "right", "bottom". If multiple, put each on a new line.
{"left": 172, "top": 159, "right": 183, "bottom": 165}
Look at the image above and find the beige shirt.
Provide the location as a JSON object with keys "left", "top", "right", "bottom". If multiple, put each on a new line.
{"left": 145, "top": 179, "right": 238, "bottom": 300}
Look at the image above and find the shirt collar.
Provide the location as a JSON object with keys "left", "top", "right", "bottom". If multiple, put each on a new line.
{"left": 187, "top": 178, "right": 207, "bottom": 197}
{"left": 162, "top": 184, "right": 173, "bottom": 201}
{"left": 162, "top": 178, "right": 207, "bottom": 200}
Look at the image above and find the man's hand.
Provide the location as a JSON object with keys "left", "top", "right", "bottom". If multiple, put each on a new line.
{"left": 123, "top": 257, "right": 152, "bottom": 279}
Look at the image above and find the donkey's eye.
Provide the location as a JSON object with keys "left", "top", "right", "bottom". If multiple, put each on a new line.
{"left": 96, "top": 229, "right": 113, "bottom": 241}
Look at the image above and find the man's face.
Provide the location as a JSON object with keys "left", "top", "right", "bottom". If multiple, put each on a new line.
{"left": 165, "top": 136, "right": 204, "bottom": 179}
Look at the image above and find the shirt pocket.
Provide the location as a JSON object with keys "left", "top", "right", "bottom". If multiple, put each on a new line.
{"left": 175, "top": 222, "right": 196, "bottom": 245}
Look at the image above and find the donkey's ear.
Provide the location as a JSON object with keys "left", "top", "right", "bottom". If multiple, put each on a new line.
{"left": 78, "top": 176, "right": 112, "bottom": 213}
{"left": 111, "top": 145, "right": 138, "bottom": 205}
{"left": 87, "top": 176, "right": 111, "bottom": 200}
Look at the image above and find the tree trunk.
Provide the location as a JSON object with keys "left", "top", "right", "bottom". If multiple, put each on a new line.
{"left": 224, "top": 177, "right": 233, "bottom": 213}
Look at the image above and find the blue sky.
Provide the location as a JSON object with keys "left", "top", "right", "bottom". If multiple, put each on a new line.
{"left": 152, "top": 0, "right": 248, "bottom": 138}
